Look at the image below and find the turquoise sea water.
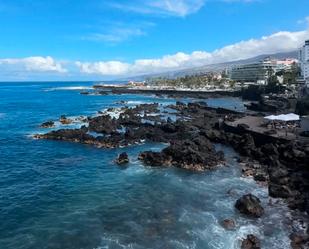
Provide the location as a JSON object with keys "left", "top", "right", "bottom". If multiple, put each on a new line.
{"left": 0, "top": 82, "right": 293, "bottom": 249}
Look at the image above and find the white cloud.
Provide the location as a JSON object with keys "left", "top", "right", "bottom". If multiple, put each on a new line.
{"left": 110, "top": 0, "right": 206, "bottom": 17}
{"left": 84, "top": 27, "right": 145, "bottom": 43}
{"left": 148, "top": 0, "right": 205, "bottom": 17}
{"left": 0, "top": 56, "right": 67, "bottom": 73}
{"left": 297, "top": 16, "right": 309, "bottom": 25}
{"left": 82, "top": 26, "right": 146, "bottom": 44}
{"left": 109, "top": 0, "right": 257, "bottom": 17}
{"left": 76, "top": 61, "right": 130, "bottom": 75}
{"left": 76, "top": 28, "right": 309, "bottom": 76}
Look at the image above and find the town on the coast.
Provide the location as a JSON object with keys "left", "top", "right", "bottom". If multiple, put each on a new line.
{"left": 111, "top": 40, "right": 309, "bottom": 95}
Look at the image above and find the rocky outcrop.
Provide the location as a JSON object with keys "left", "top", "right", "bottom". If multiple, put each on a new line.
{"left": 246, "top": 95, "right": 290, "bottom": 113}
{"left": 34, "top": 128, "right": 94, "bottom": 143}
{"left": 115, "top": 152, "right": 129, "bottom": 165}
{"left": 59, "top": 115, "right": 72, "bottom": 125}
{"left": 235, "top": 194, "right": 264, "bottom": 218}
{"left": 34, "top": 99, "right": 309, "bottom": 249}
{"left": 40, "top": 121, "right": 55, "bottom": 128}
{"left": 138, "top": 151, "right": 170, "bottom": 167}
{"left": 290, "top": 233, "right": 309, "bottom": 249}
{"left": 139, "top": 137, "right": 224, "bottom": 171}
{"left": 88, "top": 115, "right": 118, "bottom": 134}
{"left": 241, "top": 234, "right": 261, "bottom": 249}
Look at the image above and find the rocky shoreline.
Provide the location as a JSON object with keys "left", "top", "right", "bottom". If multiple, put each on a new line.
{"left": 35, "top": 98, "right": 309, "bottom": 248}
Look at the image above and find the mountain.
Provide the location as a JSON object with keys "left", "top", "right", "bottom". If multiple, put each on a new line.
{"left": 123, "top": 50, "right": 298, "bottom": 81}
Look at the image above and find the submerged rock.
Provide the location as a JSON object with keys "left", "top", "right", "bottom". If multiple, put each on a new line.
{"left": 235, "top": 194, "right": 264, "bottom": 218}
{"left": 221, "top": 218, "right": 236, "bottom": 230}
{"left": 115, "top": 152, "right": 129, "bottom": 165}
{"left": 241, "top": 234, "right": 261, "bottom": 249}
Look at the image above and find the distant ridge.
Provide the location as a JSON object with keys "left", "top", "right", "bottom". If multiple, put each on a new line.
{"left": 124, "top": 50, "right": 298, "bottom": 81}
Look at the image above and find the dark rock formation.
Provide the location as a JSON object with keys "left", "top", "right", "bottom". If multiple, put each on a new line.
{"left": 221, "top": 218, "right": 236, "bottom": 230}
{"left": 139, "top": 137, "right": 224, "bottom": 171}
{"left": 290, "top": 233, "right": 309, "bottom": 249}
{"left": 35, "top": 101, "right": 309, "bottom": 217}
{"left": 241, "top": 234, "right": 261, "bottom": 249}
{"left": 115, "top": 152, "right": 129, "bottom": 165}
{"left": 235, "top": 194, "right": 264, "bottom": 218}
{"left": 59, "top": 115, "right": 72, "bottom": 125}
{"left": 40, "top": 121, "right": 55, "bottom": 128}
{"left": 138, "top": 151, "right": 170, "bottom": 167}
{"left": 295, "top": 97, "right": 309, "bottom": 116}
{"left": 246, "top": 96, "right": 290, "bottom": 113}
{"left": 88, "top": 115, "right": 118, "bottom": 134}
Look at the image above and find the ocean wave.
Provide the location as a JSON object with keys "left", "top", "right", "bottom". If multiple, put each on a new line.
{"left": 0, "top": 113, "right": 5, "bottom": 119}
{"left": 127, "top": 101, "right": 144, "bottom": 105}
{"left": 44, "top": 86, "right": 92, "bottom": 91}
{"left": 98, "top": 108, "right": 124, "bottom": 119}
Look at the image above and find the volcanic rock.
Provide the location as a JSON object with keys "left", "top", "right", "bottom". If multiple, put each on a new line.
{"left": 241, "top": 234, "right": 261, "bottom": 249}
{"left": 138, "top": 151, "right": 170, "bottom": 167}
{"left": 88, "top": 115, "right": 118, "bottom": 134}
{"left": 40, "top": 121, "right": 55, "bottom": 128}
{"left": 139, "top": 136, "right": 224, "bottom": 171}
{"left": 235, "top": 194, "right": 264, "bottom": 218}
{"left": 115, "top": 152, "right": 129, "bottom": 165}
{"left": 59, "top": 115, "right": 72, "bottom": 125}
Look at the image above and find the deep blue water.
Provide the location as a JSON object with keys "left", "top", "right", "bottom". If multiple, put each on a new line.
{"left": 0, "top": 82, "right": 293, "bottom": 249}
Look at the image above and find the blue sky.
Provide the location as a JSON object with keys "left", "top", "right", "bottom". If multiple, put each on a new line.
{"left": 0, "top": 0, "right": 309, "bottom": 81}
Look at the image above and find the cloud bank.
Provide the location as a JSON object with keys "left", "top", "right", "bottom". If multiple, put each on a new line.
{"left": 76, "top": 29, "right": 309, "bottom": 76}
{"left": 0, "top": 56, "right": 67, "bottom": 73}
{"left": 1, "top": 28, "right": 308, "bottom": 79}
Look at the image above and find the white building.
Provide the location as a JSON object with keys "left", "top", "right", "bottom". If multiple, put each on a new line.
{"left": 275, "top": 58, "right": 298, "bottom": 71}
{"left": 299, "top": 40, "right": 309, "bottom": 87}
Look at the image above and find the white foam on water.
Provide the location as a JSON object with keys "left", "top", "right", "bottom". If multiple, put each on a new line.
{"left": 98, "top": 108, "right": 124, "bottom": 119}
{"left": 169, "top": 240, "right": 196, "bottom": 249}
{"left": 44, "top": 86, "right": 92, "bottom": 91}
{"left": 97, "top": 234, "right": 134, "bottom": 249}
{"left": 127, "top": 101, "right": 144, "bottom": 105}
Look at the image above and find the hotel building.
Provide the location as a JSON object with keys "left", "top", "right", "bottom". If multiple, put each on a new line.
{"left": 229, "top": 59, "right": 278, "bottom": 85}
{"left": 299, "top": 40, "right": 309, "bottom": 87}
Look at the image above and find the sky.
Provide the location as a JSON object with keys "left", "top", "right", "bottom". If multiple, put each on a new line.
{"left": 0, "top": 0, "right": 309, "bottom": 81}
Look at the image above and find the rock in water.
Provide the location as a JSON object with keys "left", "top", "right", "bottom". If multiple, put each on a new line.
{"left": 235, "top": 194, "right": 264, "bottom": 218}
{"left": 241, "top": 235, "right": 261, "bottom": 249}
{"left": 289, "top": 233, "right": 309, "bottom": 249}
{"left": 59, "top": 115, "right": 72, "bottom": 125}
{"left": 88, "top": 115, "right": 118, "bottom": 134}
{"left": 138, "top": 137, "right": 224, "bottom": 171}
{"left": 115, "top": 152, "right": 129, "bottom": 165}
{"left": 221, "top": 218, "right": 236, "bottom": 230}
{"left": 40, "top": 121, "right": 55, "bottom": 128}
{"left": 138, "top": 151, "right": 170, "bottom": 167}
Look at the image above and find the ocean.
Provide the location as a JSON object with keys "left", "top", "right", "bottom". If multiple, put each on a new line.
{"left": 0, "top": 82, "right": 293, "bottom": 249}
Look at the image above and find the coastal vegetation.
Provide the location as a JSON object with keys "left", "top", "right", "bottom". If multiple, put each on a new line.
{"left": 275, "top": 62, "right": 300, "bottom": 85}
{"left": 146, "top": 72, "right": 232, "bottom": 89}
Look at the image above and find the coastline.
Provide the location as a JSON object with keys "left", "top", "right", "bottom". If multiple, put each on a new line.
{"left": 34, "top": 87, "right": 309, "bottom": 248}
